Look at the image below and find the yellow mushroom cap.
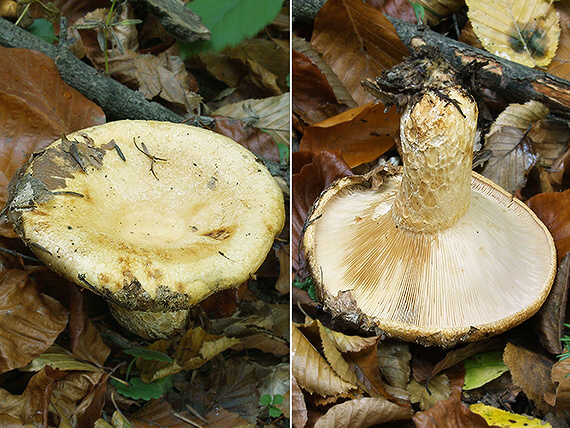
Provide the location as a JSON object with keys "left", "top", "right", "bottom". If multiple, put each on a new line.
{"left": 6, "top": 120, "right": 285, "bottom": 316}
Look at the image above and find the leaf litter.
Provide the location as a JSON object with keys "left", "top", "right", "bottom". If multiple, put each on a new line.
{"left": 0, "top": 1, "right": 290, "bottom": 426}
{"left": 293, "top": 0, "right": 570, "bottom": 426}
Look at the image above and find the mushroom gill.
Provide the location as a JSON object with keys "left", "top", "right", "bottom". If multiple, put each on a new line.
{"left": 303, "top": 83, "right": 556, "bottom": 348}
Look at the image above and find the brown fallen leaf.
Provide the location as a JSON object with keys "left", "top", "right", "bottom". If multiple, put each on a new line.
{"left": 292, "top": 47, "right": 350, "bottom": 126}
{"left": 526, "top": 189, "right": 570, "bottom": 262}
{"left": 480, "top": 125, "right": 537, "bottom": 193}
{"left": 293, "top": 36, "right": 357, "bottom": 116}
{"left": 0, "top": 365, "right": 67, "bottom": 426}
{"left": 224, "top": 39, "right": 289, "bottom": 94}
{"left": 549, "top": 355, "right": 570, "bottom": 412}
{"left": 291, "top": 323, "right": 357, "bottom": 396}
{"left": 503, "top": 342, "right": 556, "bottom": 414}
{"left": 407, "top": 374, "right": 451, "bottom": 410}
{"left": 299, "top": 102, "right": 399, "bottom": 168}
{"left": 0, "top": 269, "right": 69, "bottom": 374}
{"left": 0, "top": 47, "right": 105, "bottom": 237}
{"left": 413, "top": 363, "right": 496, "bottom": 427}
{"left": 51, "top": 371, "right": 109, "bottom": 427}
{"left": 292, "top": 375, "right": 308, "bottom": 428}
{"left": 413, "top": 395, "right": 494, "bottom": 428}
{"left": 292, "top": 150, "right": 353, "bottom": 277}
{"left": 139, "top": 326, "right": 241, "bottom": 382}
{"left": 534, "top": 253, "right": 570, "bottom": 354}
{"left": 69, "top": 285, "right": 111, "bottom": 368}
{"left": 311, "top": 0, "right": 408, "bottom": 105}
{"left": 377, "top": 341, "right": 411, "bottom": 390}
{"left": 314, "top": 397, "right": 412, "bottom": 428}
{"left": 214, "top": 116, "right": 280, "bottom": 162}
{"left": 213, "top": 93, "right": 290, "bottom": 148}
{"left": 180, "top": 358, "right": 271, "bottom": 419}
{"left": 126, "top": 399, "right": 198, "bottom": 428}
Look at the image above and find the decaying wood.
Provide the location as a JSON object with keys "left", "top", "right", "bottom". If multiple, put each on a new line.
{"left": 387, "top": 16, "right": 570, "bottom": 119}
{"left": 0, "top": 17, "right": 184, "bottom": 123}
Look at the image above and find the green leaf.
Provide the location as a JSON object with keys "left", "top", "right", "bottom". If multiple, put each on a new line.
{"left": 272, "top": 394, "right": 284, "bottom": 405}
{"left": 260, "top": 393, "right": 272, "bottom": 406}
{"left": 27, "top": 19, "right": 57, "bottom": 44}
{"left": 410, "top": 3, "right": 425, "bottom": 24}
{"left": 276, "top": 143, "right": 289, "bottom": 165}
{"left": 268, "top": 406, "right": 283, "bottom": 418}
{"left": 180, "top": 0, "right": 283, "bottom": 57}
{"left": 464, "top": 351, "right": 509, "bottom": 390}
{"left": 124, "top": 347, "right": 173, "bottom": 363}
{"left": 21, "top": 344, "right": 103, "bottom": 373}
{"left": 111, "top": 376, "right": 173, "bottom": 400}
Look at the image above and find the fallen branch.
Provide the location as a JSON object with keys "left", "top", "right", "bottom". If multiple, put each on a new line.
{"left": 0, "top": 17, "right": 184, "bottom": 123}
{"left": 387, "top": 16, "right": 570, "bottom": 119}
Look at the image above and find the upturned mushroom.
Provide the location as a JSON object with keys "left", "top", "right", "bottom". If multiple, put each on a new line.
{"left": 303, "top": 52, "right": 557, "bottom": 348}
{"left": 5, "top": 120, "right": 285, "bottom": 339}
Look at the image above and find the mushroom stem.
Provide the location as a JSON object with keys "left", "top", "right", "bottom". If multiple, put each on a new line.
{"left": 109, "top": 302, "right": 189, "bottom": 340}
{"left": 392, "top": 87, "right": 478, "bottom": 232}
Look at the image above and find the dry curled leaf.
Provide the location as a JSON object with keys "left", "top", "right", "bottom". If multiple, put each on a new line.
{"left": 503, "top": 342, "right": 556, "bottom": 414}
{"left": 0, "top": 47, "right": 105, "bottom": 237}
{"left": 413, "top": 395, "right": 494, "bottom": 428}
{"left": 0, "top": 270, "right": 69, "bottom": 375}
{"left": 466, "top": 0, "right": 561, "bottom": 68}
{"left": 550, "top": 355, "right": 570, "bottom": 411}
{"left": 292, "top": 375, "right": 308, "bottom": 428}
{"left": 534, "top": 253, "right": 570, "bottom": 354}
{"left": 480, "top": 125, "right": 537, "bottom": 193}
{"left": 300, "top": 102, "right": 399, "bottom": 168}
{"left": 291, "top": 323, "right": 357, "bottom": 397}
{"left": 213, "top": 93, "right": 290, "bottom": 148}
{"left": 314, "top": 397, "right": 412, "bottom": 428}
{"left": 377, "top": 341, "right": 411, "bottom": 390}
{"left": 311, "top": 0, "right": 408, "bottom": 105}
{"left": 407, "top": 374, "right": 451, "bottom": 411}
{"left": 292, "top": 45, "right": 350, "bottom": 126}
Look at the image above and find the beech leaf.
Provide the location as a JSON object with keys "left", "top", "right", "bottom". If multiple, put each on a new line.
{"left": 466, "top": 0, "right": 561, "bottom": 68}
{"left": 0, "top": 47, "right": 105, "bottom": 237}
{"left": 479, "top": 125, "right": 537, "bottom": 193}
{"left": 407, "top": 374, "right": 450, "bottom": 410}
{"left": 377, "top": 341, "right": 411, "bottom": 390}
{"left": 21, "top": 344, "right": 103, "bottom": 373}
{"left": 526, "top": 189, "right": 570, "bottom": 263}
{"left": 213, "top": 94, "right": 290, "bottom": 147}
{"left": 311, "top": 0, "right": 408, "bottom": 105}
{"left": 0, "top": 270, "right": 69, "bottom": 374}
{"left": 550, "top": 356, "right": 570, "bottom": 410}
{"left": 314, "top": 397, "right": 412, "bottom": 428}
{"left": 299, "top": 102, "right": 399, "bottom": 168}
{"left": 292, "top": 375, "right": 308, "bottom": 428}
{"left": 291, "top": 323, "right": 357, "bottom": 396}
{"left": 503, "top": 342, "right": 556, "bottom": 414}
{"left": 464, "top": 351, "right": 509, "bottom": 390}
{"left": 470, "top": 403, "right": 550, "bottom": 427}
{"left": 533, "top": 253, "right": 570, "bottom": 354}
{"left": 487, "top": 101, "right": 549, "bottom": 136}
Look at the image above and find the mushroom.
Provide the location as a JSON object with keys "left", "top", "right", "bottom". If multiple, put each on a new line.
{"left": 5, "top": 120, "right": 285, "bottom": 339}
{"left": 303, "top": 56, "right": 557, "bottom": 348}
